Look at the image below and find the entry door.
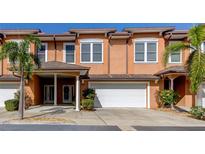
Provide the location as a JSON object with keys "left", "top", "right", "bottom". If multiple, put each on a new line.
{"left": 44, "top": 85, "right": 54, "bottom": 104}
{"left": 63, "top": 85, "right": 73, "bottom": 103}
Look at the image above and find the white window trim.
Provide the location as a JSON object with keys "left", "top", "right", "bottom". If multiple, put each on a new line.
{"left": 38, "top": 43, "right": 48, "bottom": 62}
{"left": 134, "top": 38, "right": 158, "bottom": 64}
{"left": 63, "top": 43, "right": 76, "bottom": 64}
{"left": 80, "top": 39, "right": 104, "bottom": 64}
{"left": 168, "top": 41, "right": 182, "bottom": 64}
{"left": 168, "top": 51, "right": 182, "bottom": 64}
{"left": 201, "top": 42, "right": 205, "bottom": 52}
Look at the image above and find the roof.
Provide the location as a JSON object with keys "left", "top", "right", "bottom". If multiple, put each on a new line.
{"left": 155, "top": 66, "right": 187, "bottom": 76}
{"left": 164, "top": 30, "right": 188, "bottom": 40}
{"left": 0, "top": 75, "right": 20, "bottom": 81}
{"left": 0, "top": 29, "right": 41, "bottom": 35}
{"left": 124, "top": 27, "right": 175, "bottom": 34}
{"left": 89, "top": 74, "right": 159, "bottom": 81}
{"left": 69, "top": 28, "right": 117, "bottom": 34}
{"left": 38, "top": 61, "right": 90, "bottom": 70}
{"left": 36, "top": 33, "right": 76, "bottom": 41}
{"left": 109, "top": 32, "right": 131, "bottom": 39}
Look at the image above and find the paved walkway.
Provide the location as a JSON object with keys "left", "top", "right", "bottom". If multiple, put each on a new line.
{"left": 1, "top": 106, "right": 205, "bottom": 130}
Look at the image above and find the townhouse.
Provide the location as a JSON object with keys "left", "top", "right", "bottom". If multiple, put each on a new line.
{"left": 0, "top": 27, "right": 202, "bottom": 110}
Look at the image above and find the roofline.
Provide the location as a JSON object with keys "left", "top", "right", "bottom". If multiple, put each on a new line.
{"left": 69, "top": 28, "right": 117, "bottom": 35}
{"left": 0, "top": 29, "right": 41, "bottom": 35}
{"left": 123, "top": 27, "right": 175, "bottom": 34}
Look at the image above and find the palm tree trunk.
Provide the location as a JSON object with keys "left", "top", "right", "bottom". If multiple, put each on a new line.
{"left": 18, "top": 70, "right": 24, "bottom": 119}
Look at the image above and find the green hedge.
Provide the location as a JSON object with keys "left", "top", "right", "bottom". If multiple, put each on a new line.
{"left": 4, "top": 99, "right": 19, "bottom": 111}
{"left": 81, "top": 99, "right": 94, "bottom": 110}
{"left": 190, "top": 106, "right": 205, "bottom": 119}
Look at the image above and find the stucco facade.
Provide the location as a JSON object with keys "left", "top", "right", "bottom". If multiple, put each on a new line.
{"left": 0, "top": 27, "right": 196, "bottom": 109}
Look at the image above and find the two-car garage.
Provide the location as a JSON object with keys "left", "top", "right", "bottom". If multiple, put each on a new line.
{"left": 89, "top": 82, "right": 149, "bottom": 108}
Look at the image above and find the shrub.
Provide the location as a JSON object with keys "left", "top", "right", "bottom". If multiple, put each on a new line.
{"left": 82, "top": 88, "right": 95, "bottom": 99}
{"left": 159, "top": 90, "right": 180, "bottom": 107}
{"left": 190, "top": 106, "right": 205, "bottom": 119}
{"left": 81, "top": 99, "right": 94, "bottom": 110}
{"left": 4, "top": 99, "right": 19, "bottom": 111}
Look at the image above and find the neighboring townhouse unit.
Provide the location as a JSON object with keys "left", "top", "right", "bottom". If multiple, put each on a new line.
{"left": 0, "top": 27, "right": 202, "bottom": 110}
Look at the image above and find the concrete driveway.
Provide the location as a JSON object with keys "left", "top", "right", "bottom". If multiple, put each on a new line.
{"left": 1, "top": 106, "right": 205, "bottom": 130}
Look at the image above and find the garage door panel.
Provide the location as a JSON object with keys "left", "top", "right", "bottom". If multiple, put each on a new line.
{"left": 90, "top": 82, "right": 147, "bottom": 108}
{"left": 0, "top": 83, "right": 19, "bottom": 107}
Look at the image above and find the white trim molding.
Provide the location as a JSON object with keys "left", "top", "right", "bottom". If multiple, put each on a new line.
{"left": 168, "top": 51, "right": 182, "bottom": 64}
{"left": 168, "top": 41, "right": 182, "bottom": 64}
{"left": 80, "top": 39, "right": 104, "bottom": 64}
{"left": 63, "top": 42, "right": 76, "bottom": 64}
{"left": 134, "top": 38, "right": 158, "bottom": 64}
{"left": 38, "top": 43, "right": 48, "bottom": 62}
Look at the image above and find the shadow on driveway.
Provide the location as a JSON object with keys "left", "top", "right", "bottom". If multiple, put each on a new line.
{"left": 133, "top": 126, "right": 205, "bottom": 131}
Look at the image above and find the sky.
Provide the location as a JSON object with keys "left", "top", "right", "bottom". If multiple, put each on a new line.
{"left": 0, "top": 23, "right": 196, "bottom": 34}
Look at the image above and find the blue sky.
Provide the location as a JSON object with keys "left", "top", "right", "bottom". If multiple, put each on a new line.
{"left": 0, "top": 23, "right": 196, "bottom": 34}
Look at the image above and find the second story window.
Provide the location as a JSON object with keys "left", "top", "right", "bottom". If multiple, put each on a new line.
{"left": 80, "top": 39, "right": 103, "bottom": 63}
{"left": 134, "top": 39, "right": 158, "bottom": 63}
{"left": 64, "top": 43, "right": 75, "bottom": 63}
{"left": 169, "top": 41, "right": 182, "bottom": 63}
{"left": 37, "top": 43, "right": 47, "bottom": 63}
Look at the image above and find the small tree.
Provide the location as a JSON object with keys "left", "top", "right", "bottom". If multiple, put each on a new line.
{"left": 0, "top": 35, "right": 41, "bottom": 119}
{"left": 164, "top": 24, "right": 205, "bottom": 93}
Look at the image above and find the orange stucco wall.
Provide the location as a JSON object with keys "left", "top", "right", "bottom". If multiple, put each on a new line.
{"left": 0, "top": 33, "right": 196, "bottom": 109}
{"left": 109, "top": 39, "right": 127, "bottom": 74}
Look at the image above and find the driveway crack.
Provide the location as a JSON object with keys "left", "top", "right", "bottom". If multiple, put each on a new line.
{"left": 94, "top": 111, "right": 108, "bottom": 125}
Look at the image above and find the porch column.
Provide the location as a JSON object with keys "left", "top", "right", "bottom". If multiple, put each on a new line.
{"left": 54, "top": 73, "right": 57, "bottom": 106}
{"left": 75, "top": 76, "right": 80, "bottom": 111}
{"left": 170, "top": 78, "right": 174, "bottom": 90}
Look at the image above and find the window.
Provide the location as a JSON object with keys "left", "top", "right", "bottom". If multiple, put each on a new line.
{"left": 80, "top": 39, "right": 103, "bottom": 63}
{"left": 169, "top": 41, "right": 182, "bottom": 63}
{"left": 37, "top": 43, "right": 47, "bottom": 63}
{"left": 134, "top": 39, "right": 158, "bottom": 63}
{"left": 64, "top": 43, "right": 75, "bottom": 63}
{"left": 201, "top": 42, "right": 205, "bottom": 52}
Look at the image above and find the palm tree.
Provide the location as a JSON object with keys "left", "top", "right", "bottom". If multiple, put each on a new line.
{"left": 0, "top": 35, "right": 41, "bottom": 119}
{"left": 164, "top": 24, "right": 205, "bottom": 95}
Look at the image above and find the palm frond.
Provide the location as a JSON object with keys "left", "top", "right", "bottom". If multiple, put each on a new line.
{"left": 188, "top": 24, "right": 205, "bottom": 48}
{"left": 0, "top": 41, "right": 19, "bottom": 60}
{"left": 187, "top": 51, "right": 205, "bottom": 93}
{"left": 163, "top": 42, "right": 190, "bottom": 66}
{"left": 29, "top": 53, "right": 41, "bottom": 68}
{"left": 25, "top": 35, "right": 41, "bottom": 50}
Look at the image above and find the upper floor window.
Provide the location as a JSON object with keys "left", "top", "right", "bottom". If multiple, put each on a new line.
{"left": 64, "top": 43, "right": 75, "bottom": 63}
{"left": 168, "top": 41, "right": 182, "bottom": 63}
{"left": 80, "top": 39, "right": 103, "bottom": 63}
{"left": 37, "top": 43, "right": 47, "bottom": 63}
{"left": 201, "top": 42, "right": 205, "bottom": 52}
{"left": 134, "top": 39, "right": 158, "bottom": 63}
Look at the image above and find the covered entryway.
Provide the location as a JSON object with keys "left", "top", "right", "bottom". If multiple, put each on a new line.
{"left": 89, "top": 82, "right": 147, "bottom": 108}
{"left": 0, "top": 82, "right": 19, "bottom": 107}
{"left": 155, "top": 66, "right": 195, "bottom": 108}
{"left": 32, "top": 61, "right": 90, "bottom": 111}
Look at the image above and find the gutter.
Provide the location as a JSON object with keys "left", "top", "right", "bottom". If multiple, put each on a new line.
{"left": 53, "top": 35, "right": 57, "bottom": 61}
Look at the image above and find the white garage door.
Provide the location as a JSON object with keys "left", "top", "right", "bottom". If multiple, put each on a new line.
{"left": 89, "top": 82, "right": 147, "bottom": 108}
{"left": 0, "top": 83, "right": 19, "bottom": 107}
